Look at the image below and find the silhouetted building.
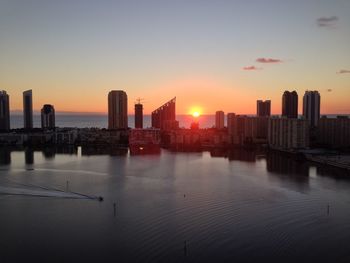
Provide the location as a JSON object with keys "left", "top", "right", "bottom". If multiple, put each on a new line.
{"left": 317, "top": 116, "right": 350, "bottom": 149}
{"left": 151, "top": 97, "right": 178, "bottom": 130}
{"left": 23, "top": 90, "right": 33, "bottom": 129}
{"left": 108, "top": 90, "right": 128, "bottom": 129}
{"left": 129, "top": 128, "right": 161, "bottom": 155}
{"left": 227, "top": 114, "right": 268, "bottom": 145}
{"left": 268, "top": 117, "right": 309, "bottom": 150}
{"left": 190, "top": 121, "right": 199, "bottom": 130}
{"left": 303, "top": 90, "right": 320, "bottom": 127}
{"left": 41, "top": 104, "right": 55, "bottom": 129}
{"left": 282, "top": 91, "right": 298, "bottom": 118}
{"left": 0, "top": 90, "right": 10, "bottom": 131}
{"left": 134, "top": 103, "right": 143, "bottom": 129}
{"left": 215, "top": 111, "right": 225, "bottom": 129}
{"left": 257, "top": 100, "right": 271, "bottom": 117}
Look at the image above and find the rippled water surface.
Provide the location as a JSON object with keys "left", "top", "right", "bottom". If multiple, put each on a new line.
{"left": 1, "top": 147, "right": 350, "bottom": 263}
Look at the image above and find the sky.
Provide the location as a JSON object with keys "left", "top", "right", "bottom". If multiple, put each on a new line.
{"left": 0, "top": 0, "right": 349, "bottom": 115}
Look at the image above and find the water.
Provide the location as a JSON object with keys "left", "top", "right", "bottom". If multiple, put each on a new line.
{"left": 10, "top": 114, "right": 349, "bottom": 129}
{"left": 9, "top": 114, "right": 217, "bottom": 129}
{"left": 1, "top": 147, "right": 350, "bottom": 263}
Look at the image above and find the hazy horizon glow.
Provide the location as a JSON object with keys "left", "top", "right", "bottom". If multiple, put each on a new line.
{"left": 1, "top": 0, "right": 350, "bottom": 114}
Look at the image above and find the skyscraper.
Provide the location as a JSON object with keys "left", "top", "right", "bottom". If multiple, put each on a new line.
{"left": 215, "top": 111, "right": 225, "bottom": 129}
{"left": 41, "top": 104, "right": 55, "bottom": 129}
{"left": 134, "top": 102, "right": 143, "bottom": 129}
{"left": 0, "top": 90, "right": 10, "bottom": 131}
{"left": 151, "top": 97, "right": 178, "bottom": 130}
{"left": 257, "top": 100, "right": 271, "bottom": 117}
{"left": 303, "top": 90, "right": 320, "bottom": 127}
{"left": 23, "top": 90, "right": 33, "bottom": 129}
{"left": 282, "top": 91, "right": 298, "bottom": 118}
{"left": 108, "top": 90, "right": 128, "bottom": 129}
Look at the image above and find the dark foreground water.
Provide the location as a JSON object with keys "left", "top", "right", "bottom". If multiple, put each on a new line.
{"left": 1, "top": 147, "right": 350, "bottom": 263}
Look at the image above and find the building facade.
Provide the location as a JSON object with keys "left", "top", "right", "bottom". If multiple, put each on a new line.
{"left": 108, "top": 90, "right": 128, "bottom": 129}
{"left": 268, "top": 117, "right": 309, "bottom": 150}
{"left": 151, "top": 97, "right": 178, "bottom": 130}
{"left": 23, "top": 90, "right": 33, "bottom": 129}
{"left": 0, "top": 90, "right": 10, "bottom": 131}
{"left": 317, "top": 116, "right": 350, "bottom": 149}
{"left": 134, "top": 103, "right": 143, "bottom": 129}
{"left": 257, "top": 100, "right": 271, "bottom": 117}
{"left": 215, "top": 111, "right": 225, "bottom": 129}
{"left": 227, "top": 114, "right": 268, "bottom": 145}
{"left": 41, "top": 104, "right": 55, "bottom": 129}
{"left": 303, "top": 90, "right": 320, "bottom": 127}
{"left": 282, "top": 91, "right": 298, "bottom": 118}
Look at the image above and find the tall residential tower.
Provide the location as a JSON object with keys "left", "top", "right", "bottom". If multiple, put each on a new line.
{"left": 303, "top": 90, "right": 320, "bottom": 127}
{"left": 134, "top": 102, "right": 143, "bottom": 129}
{"left": 215, "top": 111, "right": 225, "bottom": 129}
{"left": 41, "top": 104, "right": 55, "bottom": 129}
{"left": 282, "top": 91, "right": 298, "bottom": 118}
{"left": 23, "top": 90, "right": 33, "bottom": 129}
{"left": 257, "top": 100, "right": 271, "bottom": 117}
{"left": 108, "top": 90, "right": 128, "bottom": 129}
{"left": 0, "top": 90, "right": 10, "bottom": 131}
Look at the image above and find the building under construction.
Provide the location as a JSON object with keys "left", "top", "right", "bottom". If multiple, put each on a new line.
{"left": 151, "top": 97, "right": 178, "bottom": 130}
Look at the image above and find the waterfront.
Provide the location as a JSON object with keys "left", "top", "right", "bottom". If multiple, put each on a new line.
{"left": 1, "top": 148, "right": 350, "bottom": 262}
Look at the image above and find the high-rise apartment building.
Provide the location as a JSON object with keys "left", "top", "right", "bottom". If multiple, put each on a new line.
{"left": 23, "top": 90, "right": 33, "bottom": 129}
{"left": 282, "top": 91, "right": 298, "bottom": 118}
{"left": 215, "top": 111, "right": 225, "bottom": 129}
{"left": 151, "top": 97, "right": 178, "bottom": 130}
{"left": 303, "top": 90, "right": 320, "bottom": 127}
{"left": 41, "top": 104, "right": 55, "bottom": 129}
{"left": 257, "top": 100, "right": 271, "bottom": 117}
{"left": 0, "top": 90, "right": 10, "bottom": 131}
{"left": 134, "top": 103, "right": 143, "bottom": 129}
{"left": 108, "top": 90, "right": 128, "bottom": 129}
{"left": 268, "top": 117, "right": 309, "bottom": 149}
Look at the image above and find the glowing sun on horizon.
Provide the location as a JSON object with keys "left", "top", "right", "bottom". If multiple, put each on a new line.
{"left": 192, "top": 111, "right": 200, "bottom": 118}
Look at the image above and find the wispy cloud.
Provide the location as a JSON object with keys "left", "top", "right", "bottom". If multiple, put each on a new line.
{"left": 317, "top": 16, "right": 338, "bottom": 27}
{"left": 242, "top": 66, "right": 262, "bottom": 71}
{"left": 337, "top": 69, "right": 350, "bottom": 74}
{"left": 256, "top": 58, "right": 282, "bottom": 63}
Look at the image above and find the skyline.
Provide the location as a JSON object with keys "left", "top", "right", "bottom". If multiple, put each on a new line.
{"left": 1, "top": 0, "right": 350, "bottom": 114}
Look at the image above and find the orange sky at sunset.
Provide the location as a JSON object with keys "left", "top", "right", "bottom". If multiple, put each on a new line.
{"left": 1, "top": 1, "right": 350, "bottom": 115}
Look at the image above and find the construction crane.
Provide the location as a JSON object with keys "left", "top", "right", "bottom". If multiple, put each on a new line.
{"left": 135, "top": 97, "right": 146, "bottom": 105}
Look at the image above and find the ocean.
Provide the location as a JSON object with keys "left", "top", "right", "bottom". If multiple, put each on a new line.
{"left": 10, "top": 114, "right": 217, "bottom": 129}
{"left": 10, "top": 114, "right": 348, "bottom": 130}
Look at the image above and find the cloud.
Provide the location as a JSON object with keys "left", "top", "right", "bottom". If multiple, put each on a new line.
{"left": 337, "top": 69, "right": 350, "bottom": 74}
{"left": 256, "top": 58, "right": 282, "bottom": 63}
{"left": 327, "top": 89, "right": 332, "bottom": 92}
{"left": 317, "top": 16, "right": 338, "bottom": 27}
{"left": 242, "top": 66, "right": 262, "bottom": 71}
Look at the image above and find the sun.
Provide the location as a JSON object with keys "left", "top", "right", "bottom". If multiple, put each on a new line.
{"left": 192, "top": 111, "right": 200, "bottom": 118}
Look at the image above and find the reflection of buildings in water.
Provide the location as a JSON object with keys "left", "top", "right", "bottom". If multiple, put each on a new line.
{"left": 129, "top": 145, "right": 161, "bottom": 155}
{"left": 267, "top": 151, "right": 309, "bottom": 177}
{"left": 81, "top": 146, "right": 128, "bottom": 156}
{"left": 0, "top": 147, "right": 11, "bottom": 165}
{"left": 55, "top": 146, "right": 78, "bottom": 155}
{"left": 42, "top": 147, "right": 56, "bottom": 159}
{"left": 210, "top": 148, "right": 228, "bottom": 158}
{"left": 316, "top": 166, "right": 350, "bottom": 179}
{"left": 40, "top": 146, "right": 78, "bottom": 160}
{"left": 228, "top": 149, "right": 257, "bottom": 162}
{"left": 25, "top": 148, "right": 34, "bottom": 164}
